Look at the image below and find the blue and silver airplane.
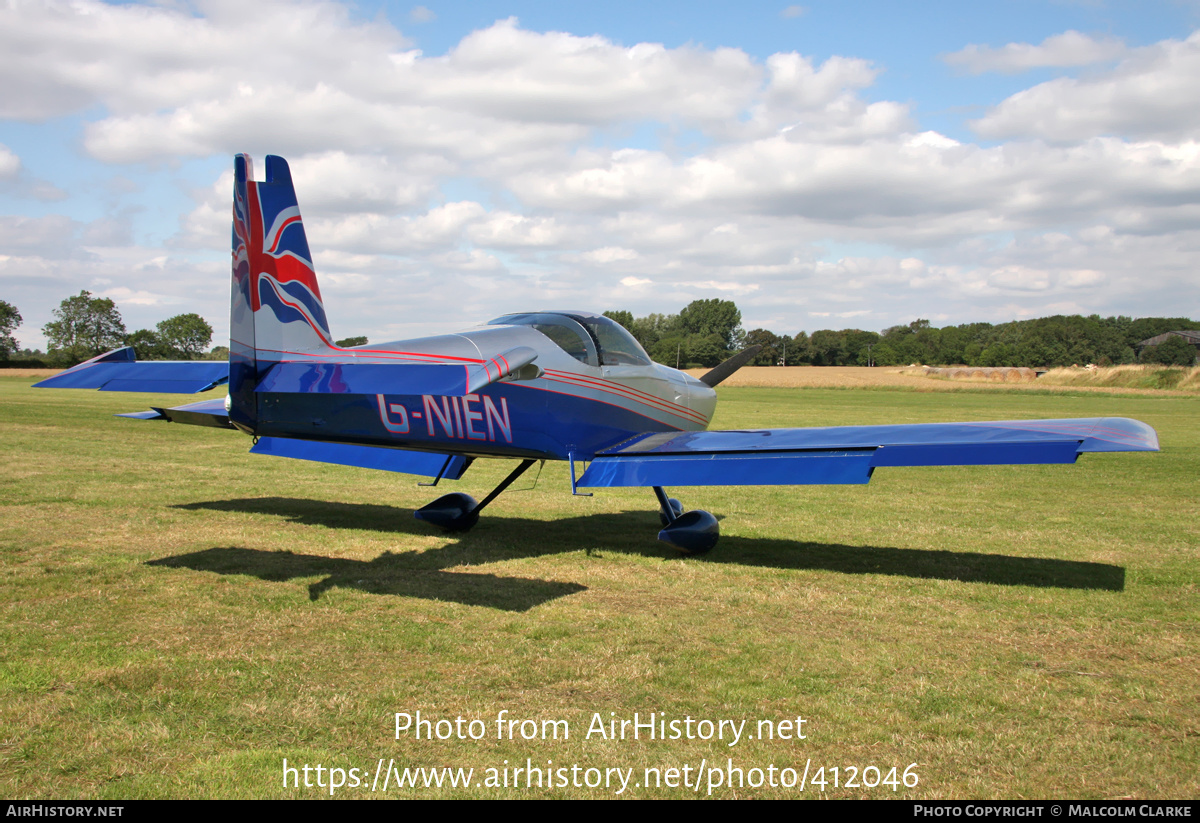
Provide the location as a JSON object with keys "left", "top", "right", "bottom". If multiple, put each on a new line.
{"left": 35, "top": 155, "right": 1160, "bottom": 554}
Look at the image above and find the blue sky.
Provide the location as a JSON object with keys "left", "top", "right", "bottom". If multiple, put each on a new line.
{"left": 2, "top": 0, "right": 1198, "bottom": 350}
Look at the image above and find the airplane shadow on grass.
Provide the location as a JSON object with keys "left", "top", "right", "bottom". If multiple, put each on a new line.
{"left": 147, "top": 545, "right": 585, "bottom": 612}
{"left": 154, "top": 497, "right": 1127, "bottom": 606}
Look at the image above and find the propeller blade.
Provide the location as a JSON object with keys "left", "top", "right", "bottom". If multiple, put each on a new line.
{"left": 699, "top": 344, "right": 763, "bottom": 387}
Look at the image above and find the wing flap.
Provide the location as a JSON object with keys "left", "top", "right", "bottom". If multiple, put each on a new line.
{"left": 580, "top": 449, "right": 877, "bottom": 487}
{"left": 577, "top": 417, "right": 1158, "bottom": 488}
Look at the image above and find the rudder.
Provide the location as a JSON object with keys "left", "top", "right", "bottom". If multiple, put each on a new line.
{"left": 229, "top": 154, "right": 335, "bottom": 432}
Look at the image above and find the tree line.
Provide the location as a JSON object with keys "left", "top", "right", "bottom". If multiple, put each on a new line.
{"left": 3, "top": 293, "right": 1196, "bottom": 369}
{"left": 1, "top": 291, "right": 217, "bottom": 367}
{"left": 603, "top": 301, "right": 1198, "bottom": 368}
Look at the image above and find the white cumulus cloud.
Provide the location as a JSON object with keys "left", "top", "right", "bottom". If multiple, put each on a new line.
{"left": 944, "top": 30, "right": 1127, "bottom": 74}
{"left": 972, "top": 31, "right": 1200, "bottom": 142}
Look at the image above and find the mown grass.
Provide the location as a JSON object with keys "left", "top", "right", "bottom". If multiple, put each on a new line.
{"left": 1, "top": 376, "right": 1196, "bottom": 799}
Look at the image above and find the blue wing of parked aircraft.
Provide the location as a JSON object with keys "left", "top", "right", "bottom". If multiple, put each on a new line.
{"left": 249, "top": 436, "right": 472, "bottom": 480}
{"left": 32, "top": 347, "right": 228, "bottom": 394}
{"left": 577, "top": 417, "right": 1159, "bottom": 488}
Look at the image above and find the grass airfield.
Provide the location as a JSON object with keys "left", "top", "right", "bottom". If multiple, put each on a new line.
{"left": 1, "top": 370, "right": 1196, "bottom": 799}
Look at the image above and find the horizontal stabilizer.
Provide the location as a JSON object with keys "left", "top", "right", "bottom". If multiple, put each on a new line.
{"left": 115, "top": 410, "right": 165, "bottom": 421}
{"left": 115, "top": 398, "right": 233, "bottom": 428}
{"left": 577, "top": 417, "right": 1159, "bottom": 488}
{"left": 33, "top": 347, "right": 229, "bottom": 394}
{"left": 256, "top": 362, "right": 470, "bottom": 396}
{"left": 250, "top": 436, "right": 471, "bottom": 479}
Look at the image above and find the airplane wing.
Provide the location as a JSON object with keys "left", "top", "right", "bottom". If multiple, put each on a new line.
{"left": 576, "top": 418, "right": 1159, "bottom": 487}
{"left": 114, "top": 399, "right": 472, "bottom": 480}
{"left": 249, "top": 437, "right": 472, "bottom": 480}
{"left": 32, "top": 347, "right": 228, "bottom": 394}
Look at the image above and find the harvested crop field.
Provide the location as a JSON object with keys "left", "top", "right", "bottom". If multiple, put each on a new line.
{"left": 684, "top": 366, "right": 936, "bottom": 389}
{"left": 920, "top": 366, "right": 1038, "bottom": 382}
{"left": 0, "top": 369, "right": 60, "bottom": 379}
{"left": 686, "top": 365, "right": 1199, "bottom": 395}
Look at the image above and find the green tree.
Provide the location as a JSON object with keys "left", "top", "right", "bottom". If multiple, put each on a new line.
{"left": 125, "top": 329, "right": 172, "bottom": 360}
{"left": 678, "top": 299, "right": 742, "bottom": 351}
{"left": 43, "top": 291, "right": 127, "bottom": 366}
{"left": 870, "top": 340, "right": 901, "bottom": 366}
{"left": 601, "top": 311, "right": 634, "bottom": 332}
{"left": 1126, "top": 317, "right": 1200, "bottom": 349}
{"left": 843, "top": 329, "right": 881, "bottom": 366}
{"left": 744, "top": 328, "right": 782, "bottom": 365}
{"left": 808, "top": 329, "right": 845, "bottom": 366}
{"left": 1148, "top": 336, "right": 1197, "bottom": 366}
{"left": 686, "top": 334, "right": 727, "bottom": 368}
{"left": 0, "top": 300, "right": 21, "bottom": 359}
{"left": 980, "top": 342, "right": 1017, "bottom": 367}
{"left": 648, "top": 333, "right": 688, "bottom": 368}
{"left": 782, "top": 332, "right": 809, "bottom": 365}
{"left": 156, "top": 313, "right": 213, "bottom": 359}
{"left": 631, "top": 313, "right": 681, "bottom": 355}
{"left": 335, "top": 336, "right": 368, "bottom": 348}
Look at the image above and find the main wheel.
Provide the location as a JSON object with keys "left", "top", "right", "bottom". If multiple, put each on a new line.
{"left": 657, "top": 510, "right": 719, "bottom": 556}
{"left": 414, "top": 492, "right": 480, "bottom": 532}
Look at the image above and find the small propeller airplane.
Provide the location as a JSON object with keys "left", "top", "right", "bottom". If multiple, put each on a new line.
{"left": 35, "top": 154, "right": 1160, "bottom": 555}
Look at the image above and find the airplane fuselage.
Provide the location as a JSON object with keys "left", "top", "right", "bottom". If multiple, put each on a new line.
{"left": 251, "top": 322, "right": 718, "bottom": 462}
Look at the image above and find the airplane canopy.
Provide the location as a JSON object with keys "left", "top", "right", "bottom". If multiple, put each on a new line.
{"left": 489, "top": 311, "right": 651, "bottom": 367}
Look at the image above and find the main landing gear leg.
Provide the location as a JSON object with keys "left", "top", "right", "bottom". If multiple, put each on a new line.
{"left": 653, "top": 486, "right": 719, "bottom": 556}
{"left": 415, "top": 459, "right": 537, "bottom": 532}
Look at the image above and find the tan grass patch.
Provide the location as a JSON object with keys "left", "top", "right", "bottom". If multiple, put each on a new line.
{"left": 917, "top": 366, "right": 1039, "bottom": 384}
{"left": 684, "top": 366, "right": 935, "bottom": 389}
{"left": 1037, "top": 364, "right": 1200, "bottom": 393}
{"left": 690, "top": 364, "right": 1199, "bottom": 395}
{"left": 0, "top": 368, "right": 61, "bottom": 378}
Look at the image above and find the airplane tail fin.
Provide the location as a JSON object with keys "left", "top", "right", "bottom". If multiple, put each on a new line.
{"left": 229, "top": 154, "right": 335, "bottom": 432}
